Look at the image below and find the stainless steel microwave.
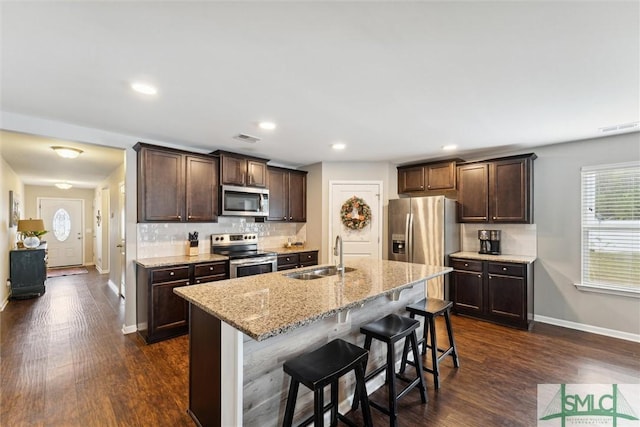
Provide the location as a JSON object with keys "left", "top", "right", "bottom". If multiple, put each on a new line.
{"left": 220, "top": 185, "right": 269, "bottom": 217}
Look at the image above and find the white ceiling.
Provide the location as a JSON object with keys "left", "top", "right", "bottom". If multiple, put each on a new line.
{"left": 1, "top": 1, "right": 638, "bottom": 187}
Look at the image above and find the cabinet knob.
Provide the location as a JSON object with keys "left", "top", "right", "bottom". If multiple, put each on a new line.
{"left": 427, "top": 185, "right": 431, "bottom": 189}
{"left": 177, "top": 215, "right": 182, "bottom": 220}
{"left": 209, "top": 267, "right": 214, "bottom": 271}
{"left": 170, "top": 271, "right": 174, "bottom": 276}
{"left": 420, "top": 185, "right": 424, "bottom": 189}
{"left": 188, "top": 215, "right": 192, "bottom": 219}
{"left": 483, "top": 217, "right": 487, "bottom": 220}
{"left": 493, "top": 216, "right": 497, "bottom": 220}
{"left": 283, "top": 216, "right": 287, "bottom": 220}
{"left": 286, "top": 257, "right": 290, "bottom": 261}
{"left": 478, "top": 274, "right": 482, "bottom": 278}
{"left": 196, "top": 279, "right": 200, "bottom": 284}
{"left": 502, "top": 267, "right": 507, "bottom": 271}
{"left": 464, "top": 263, "right": 469, "bottom": 267}
{"left": 289, "top": 216, "right": 292, "bottom": 220}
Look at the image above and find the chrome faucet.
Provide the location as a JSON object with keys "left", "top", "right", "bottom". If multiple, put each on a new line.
{"left": 334, "top": 235, "right": 344, "bottom": 273}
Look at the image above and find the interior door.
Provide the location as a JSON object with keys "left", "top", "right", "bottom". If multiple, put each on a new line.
{"left": 39, "top": 198, "right": 83, "bottom": 267}
{"left": 118, "top": 182, "right": 126, "bottom": 297}
{"left": 329, "top": 182, "right": 382, "bottom": 261}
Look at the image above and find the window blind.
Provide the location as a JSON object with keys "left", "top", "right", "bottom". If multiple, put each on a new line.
{"left": 581, "top": 162, "right": 640, "bottom": 290}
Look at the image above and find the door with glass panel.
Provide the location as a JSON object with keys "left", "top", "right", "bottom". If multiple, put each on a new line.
{"left": 39, "top": 198, "right": 84, "bottom": 267}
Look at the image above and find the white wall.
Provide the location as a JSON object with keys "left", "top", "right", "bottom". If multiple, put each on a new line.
{"left": 532, "top": 132, "right": 640, "bottom": 336}
{"left": 0, "top": 157, "right": 24, "bottom": 308}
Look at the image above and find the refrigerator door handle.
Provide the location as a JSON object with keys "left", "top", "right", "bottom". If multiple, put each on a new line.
{"left": 406, "top": 213, "right": 414, "bottom": 263}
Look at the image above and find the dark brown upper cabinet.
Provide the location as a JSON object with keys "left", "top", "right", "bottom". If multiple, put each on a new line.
{"left": 135, "top": 143, "right": 218, "bottom": 223}
{"left": 397, "top": 160, "right": 459, "bottom": 194}
{"left": 214, "top": 151, "right": 268, "bottom": 188}
{"left": 267, "top": 167, "right": 307, "bottom": 222}
{"left": 456, "top": 153, "right": 536, "bottom": 223}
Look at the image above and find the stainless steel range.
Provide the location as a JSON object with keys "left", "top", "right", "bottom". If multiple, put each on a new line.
{"left": 211, "top": 233, "right": 278, "bottom": 278}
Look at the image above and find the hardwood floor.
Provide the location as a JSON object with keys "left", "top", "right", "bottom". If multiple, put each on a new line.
{"left": 1, "top": 268, "right": 638, "bottom": 426}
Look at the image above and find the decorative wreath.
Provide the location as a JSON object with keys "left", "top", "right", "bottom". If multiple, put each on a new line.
{"left": 340, "top": 196, "right": 372, "bottom": 230}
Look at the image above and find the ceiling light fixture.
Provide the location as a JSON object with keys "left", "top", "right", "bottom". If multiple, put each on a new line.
{"left": 258, "top": 121, "right": 277, "bottom": 130}
{"left": 52, "top": 146, "right": 83, "bottom": 159}
{"left": 131, "top": 82, "right": 158, "bottom": 95}
{"left": 55, "top": 183, "right": 73, "bottom": 190}
{"left": 332, "top": 143, "right": 346, "bottom": 150}
{"left": 442, "top": 144, "right": 458, "bottom": 151}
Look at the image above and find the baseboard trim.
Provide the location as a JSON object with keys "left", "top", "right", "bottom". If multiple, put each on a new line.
{"left": 107, "top": 279, "right": 119, "bottom": 295}
{"left": 122, "top": 324, "right": 137, "bottom": 335}
{"left": 534, "top": 314, "right": 640, "bottom": 343}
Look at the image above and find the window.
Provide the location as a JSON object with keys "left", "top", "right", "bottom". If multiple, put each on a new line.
{"left": 52, "top": 208, "right": 71, "bottom": 242}
{"left": 579, "top": 161, "right": 640, "bottom": 297}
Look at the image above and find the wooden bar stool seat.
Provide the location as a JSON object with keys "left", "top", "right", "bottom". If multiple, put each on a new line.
{"left": 352, "top": 314, "right": 427, "bottom": 427}
{"left": 400, "top": 298, "right": 460, "bottom": 389}
{"left": 282, "top": 338, "right": 373, "bottom": 427}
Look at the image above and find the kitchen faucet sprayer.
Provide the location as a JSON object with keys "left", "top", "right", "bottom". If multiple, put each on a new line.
{"left": 334, "top": 235, "right": 344, "bottom": 274}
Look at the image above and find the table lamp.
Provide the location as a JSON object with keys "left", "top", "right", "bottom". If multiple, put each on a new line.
{"left": 17, "top": 219, "right": 46, "bottom": 249}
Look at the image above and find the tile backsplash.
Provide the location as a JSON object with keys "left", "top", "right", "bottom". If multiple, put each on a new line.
{"left": 137, "top": 217, "right": 307, "bottom": 258}
{"left": 460, "top": 223, "right": 537, "bottom": 256}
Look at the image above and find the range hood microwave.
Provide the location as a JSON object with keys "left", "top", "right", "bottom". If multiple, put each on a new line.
{"left": 220, "top": 185, "right": 269, "bottom": 217}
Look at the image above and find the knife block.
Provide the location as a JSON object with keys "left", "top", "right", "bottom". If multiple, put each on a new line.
{"left": 187, "top": 241, "right": 199, "bottom": 256}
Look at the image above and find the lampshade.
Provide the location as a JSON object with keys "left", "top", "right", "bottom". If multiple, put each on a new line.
{"left": 52, "top": 146, "right": 83, "bottom": 159}
{"left": 17, "top": 219, "right": 46, "bottom": 233}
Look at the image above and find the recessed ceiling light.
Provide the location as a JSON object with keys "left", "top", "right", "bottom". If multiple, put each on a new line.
{"left": 332, "top": 143, "right": 346, "bottom": 150}
{"left": 52, "top": 146, "right": 83, "bottom": 159}
{"left": 258, "top": 121, "right": 277, "bottom": 130}
{"left": 442, "top": 144, "right": 458, "bottom": 151}
{"left": 55, "top": 183, "right": 72, "bottom": 190}
{"left": 131, "top": 82, "right": 158, "bottom": 95}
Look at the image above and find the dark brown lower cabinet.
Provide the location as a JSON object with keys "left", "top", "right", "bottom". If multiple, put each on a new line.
{"left": 137, "top": 260, "right": 228, "bottom": 343}
{"left": 450, "top": 257, "right": 533, "bottom": 329}
{"left": 276, "top": 250, "right": 318, "bottom": 271}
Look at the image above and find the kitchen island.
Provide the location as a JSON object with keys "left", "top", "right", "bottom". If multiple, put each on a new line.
{"left": 174, "top": 258, "right": 452, "bottom": 427}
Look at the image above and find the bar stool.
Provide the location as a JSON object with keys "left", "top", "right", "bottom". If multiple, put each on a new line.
{"left": 400, "top": 298, "right": 460, "bottom": 389}
{"left": 351, "top": 314, "right": 427, "bottom": 427}
{"left": 282, "top": 338, "right": 373, "bottom": 427}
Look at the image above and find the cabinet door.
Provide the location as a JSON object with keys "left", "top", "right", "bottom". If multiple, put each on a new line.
{"left": 426, "top": 161, "right": 456, "bottom": 191}
{"left": 398, "top": 166, "right": 425, "bottom": 193}
{"left": 487, "top": 274, "right": 525, "bottom": 321}
{"left": 490, "top": 157, "right": 531, "bottom": 223}
{"left": 452, "top": 270, "right": 484, "bottom": 315}
{"left": 267, "top": 168, "right": 288, "bottom": 221}
{"left": 247, "top": 160, "right": 267, "bottom": 187}
{"left": 298, "top": 251, "right": 318, "bottom": 267}
{"left": 139, "top": 148, "right": 184, "bottom": 222}
{"left": 150, "top": 279, "right": 190, "bottom": 336}
{"left": 457, "top": 163, "right": 489, "bottom": 222}
{"left": 221, "top": 155, "right": 246, "bottom": 186}
{"left": 186, "top": 156, "right": 218, "bottom": 222}
{"left": 288, "top": 171, "right": 307, "bottom": 222}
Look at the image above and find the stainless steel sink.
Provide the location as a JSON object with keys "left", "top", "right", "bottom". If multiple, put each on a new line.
{"left": 285, "top": 266, "right": 356, "bottom": 280}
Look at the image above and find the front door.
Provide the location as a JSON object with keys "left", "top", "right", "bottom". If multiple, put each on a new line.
{"left": 329, "top": 182, "right": 383, "bottom": 262}
{"left": 39, "top": 198, "right": 83, "bottom": 267}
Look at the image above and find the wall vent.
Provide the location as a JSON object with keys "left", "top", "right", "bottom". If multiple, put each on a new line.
{"left": 233, "top": 133, "right": 261, "bottom": 143}
{"left": 599, "top": 122, "right": 639, "bottom": 133}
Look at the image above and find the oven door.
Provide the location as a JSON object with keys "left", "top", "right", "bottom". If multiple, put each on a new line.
{"left": 229, "top": 256, "right": 278, "bottom": 279}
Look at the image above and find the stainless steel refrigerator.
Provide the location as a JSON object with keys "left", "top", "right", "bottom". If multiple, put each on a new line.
{"left": 388, "top": 195, "right": 459, "bottom": 299}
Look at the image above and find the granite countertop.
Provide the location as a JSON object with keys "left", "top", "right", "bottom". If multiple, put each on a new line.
{"left": 265, "top": 246, "right": 320, "bottom": 255}
{"left": 135, "top": 253, "right": 229, "bottom": 268}
{"left": 174, "top": 258, "right": 452, "bottom": 341}
{"left": 450, "top": 251, "right": 536, "bottom": 264}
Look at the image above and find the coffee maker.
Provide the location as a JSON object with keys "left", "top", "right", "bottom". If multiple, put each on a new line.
{"left": 478, "top": 230, "right": 501, "bottom": 255}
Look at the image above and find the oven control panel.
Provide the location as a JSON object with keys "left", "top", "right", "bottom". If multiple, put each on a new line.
{"left": 211, "top": 233, "right": 258, "bottom": 245}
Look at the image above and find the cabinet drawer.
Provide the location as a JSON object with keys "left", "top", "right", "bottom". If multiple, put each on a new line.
{"left": 194, "top": 262, "right": 226, "bottom": 278}
{"left": 299, "top": 251, "right": 318, "bottom": 266}
{"left": 451, "top": 259, "right": 483, "bottom": 272}
{"left": 488, "top": 262, "right": 525, "bottom": 277}
{"left": 151, "top": 266, "right": 190, "bottom": 283}
{"left": 277, "top": 254, "right": 299, "bottom": 270}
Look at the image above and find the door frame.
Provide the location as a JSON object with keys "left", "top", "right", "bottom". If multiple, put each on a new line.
{"left": 37, "top": 197, "right": 85, "bottom": 267}
{"left": 328, "top": 180, "right": 384, "bottom": 262}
